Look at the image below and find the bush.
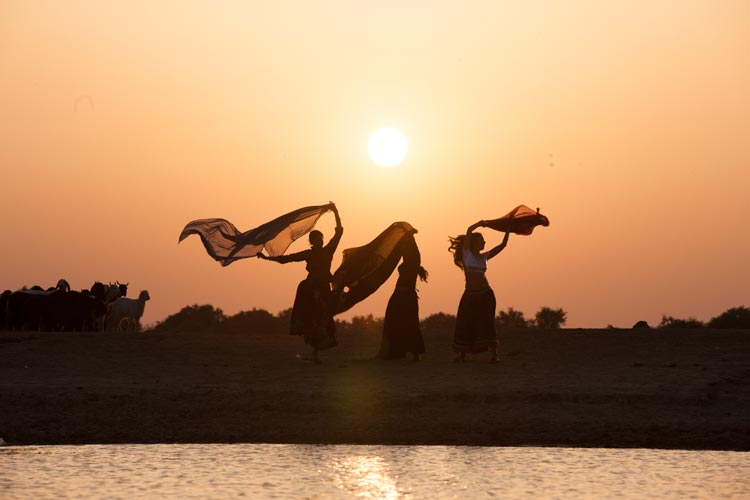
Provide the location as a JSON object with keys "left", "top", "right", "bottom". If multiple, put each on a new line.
{"left": 420, "top": 312, "right": 456, "bottom": 333}
{"left": 151, "top": 304, "right": 225, "bottom": 332}
{"left": 496, "top": 307, "right": 530, "bottom": 329}
{"left": 708, "top": 306, "right": 750, "bottom": 329}
{"left": 151, "top": 304, "right": 291, "bottom": 334}
{"left": 220, "top": 308, "right": 282, "bottom": 334}
{"left": 349, "top": 314, "right": 383, "bottom": 334}
{"left": 658, "top": 315, "right": 704, "bottom": 328}
{"left": 336, "top": 314, "right": 383, "bottom": 335}
{"left": 535, "top": 306, "right": 567, "bottom": 329}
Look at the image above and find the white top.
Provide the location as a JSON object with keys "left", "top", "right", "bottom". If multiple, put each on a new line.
{"left": 463, "top": 250, "right": 488, "bottom": 273}
{"left": 462, "top": 249, "right": 491, "bottom": 291}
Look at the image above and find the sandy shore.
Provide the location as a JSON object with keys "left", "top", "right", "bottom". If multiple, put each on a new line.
{"left": 1, "top": 327, "right": 748, "bottom": 450}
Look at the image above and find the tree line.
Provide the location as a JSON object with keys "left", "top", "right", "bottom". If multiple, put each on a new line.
{"left": 149, "top": 304, "right": 750, "bottom": 334}
{"left": 657, "top": 306, "right": 750, "bottom": 329}
{"left": 149, "top": 304, "right": 569, "bottom": 334}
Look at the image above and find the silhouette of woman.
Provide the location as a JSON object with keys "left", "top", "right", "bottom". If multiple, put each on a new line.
{"left": 448, "top": 221, "right": 510, "bottom": 363}
{"left": 378, "top": 234, "right": 428, "bottom": 361}
{"left": 258, "top": 203, "right": 343, "bottom": 363}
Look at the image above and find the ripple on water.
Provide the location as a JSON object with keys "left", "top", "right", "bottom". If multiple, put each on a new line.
{"left": 1, "top": 444, "right": 749, "bottom": 500}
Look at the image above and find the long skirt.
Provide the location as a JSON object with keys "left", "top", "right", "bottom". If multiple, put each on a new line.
{"left": 453, "top": 288, "right": 497, "bottom": 353}
{"left": 290, "top": 278, "right": 337, "bottom": 350}
{"left": 378, "top": 287, "right": 426, "bottom": 359}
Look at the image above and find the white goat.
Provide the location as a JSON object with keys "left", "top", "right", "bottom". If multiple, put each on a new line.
{"left": 107, "top": 290, "right": 150, "bottom": 333}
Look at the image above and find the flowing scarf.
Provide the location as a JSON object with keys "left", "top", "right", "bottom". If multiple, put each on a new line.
{"left": 332, "top": 221, "right": 417, "bottom": 314}
{"left": 179, "top": 204, "right": 332, "bottom": 266}
{"left": 483, "top": 205, "right": 550, "bottom": 235}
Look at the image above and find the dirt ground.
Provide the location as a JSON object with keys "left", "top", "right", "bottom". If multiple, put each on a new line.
{"left": 1, "top": 327, "right": 748, "bottom": 449}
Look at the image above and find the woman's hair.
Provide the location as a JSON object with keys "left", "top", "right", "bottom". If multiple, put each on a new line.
{"left": 448, "top": 233, "right": 482, "bottom": 269}
{"left": 401, "top": 234, "right": 428, "bottom": 282}
{"left": 448, "top": 235, "right": 466, "bottom": 269}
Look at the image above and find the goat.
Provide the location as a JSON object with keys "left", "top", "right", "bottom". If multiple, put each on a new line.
{"left": 103, "top": 282, "right": 123, "bottom": 303}
{"left": 56, "top": 279, "right": 71, "bottom": 293}
{"left": 107, "top": 290, "right": 150, "bottom": 333}
{"left": 89, "top": 282, "right": 106, "bottom": 302}
{"left": 6, "top": 280, "right": 70, "bottom": 331}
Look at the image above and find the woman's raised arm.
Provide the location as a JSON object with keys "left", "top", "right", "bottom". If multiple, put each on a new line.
{"left": 485, "top": 231, "right": 510, "bottom": 260}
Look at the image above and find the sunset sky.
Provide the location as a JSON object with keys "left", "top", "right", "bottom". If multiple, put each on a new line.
{"left": 2, "top": 1, "right": 748, "bottom": 328}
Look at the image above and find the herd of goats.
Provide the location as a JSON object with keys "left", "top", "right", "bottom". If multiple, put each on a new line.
{"left": 0, "top": 279, "right": 151, "bottom": 333}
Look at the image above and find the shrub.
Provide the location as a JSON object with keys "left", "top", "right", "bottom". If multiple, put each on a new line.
{"left": 151, "top": 304, "right": 225, "bottom": 332}
{"left": 350, "top": 314, "right": 383, "bottom": 334}
{"left": 275, "top": 307, "right": 293, "bottom": 332}
{"left": 658, "top": 315, "right": 704, "bottom": 328}
{"left": 420, "top": 312, "right": 456, "bottom": 333}
{"left": 220, "top": 308, "right": 282, "bottom": 334}
{"left": 707, "top": 306, "right": 750, "bottom": 329}
{"left": 337, "top": 314, "right": 384, "bottom": 335}
{"left": 535, "top": 306, "right": 567, "bottom": 329}
{"left": 496, "top": 307, "right": 530, "bottom": 329}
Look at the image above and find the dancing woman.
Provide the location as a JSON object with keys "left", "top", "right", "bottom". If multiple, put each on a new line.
{"left": 258, "top": 203, "right": 343, "bottom": 363}
{"left": 448, "top": 221, "right": 510, "bottom": 363}
{"left": 378, "top": 234, "right": 428, "bottom": 361}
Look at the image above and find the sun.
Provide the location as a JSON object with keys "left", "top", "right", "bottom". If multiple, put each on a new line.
{"left": 368, "top": 128, "right": 408, "bottom": 167}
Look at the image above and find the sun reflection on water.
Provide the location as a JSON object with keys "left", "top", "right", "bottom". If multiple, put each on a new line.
{"left": 331, "top": 455, "right": 403, "bottom": 499}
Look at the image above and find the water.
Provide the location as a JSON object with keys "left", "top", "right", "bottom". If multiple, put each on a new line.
{"left": 1, "top": 444, "right": 748, "bottom": 499}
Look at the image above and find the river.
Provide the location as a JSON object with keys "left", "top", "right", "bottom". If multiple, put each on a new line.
{"left": 2, "top": 444, "right": 748, "bottom": 499}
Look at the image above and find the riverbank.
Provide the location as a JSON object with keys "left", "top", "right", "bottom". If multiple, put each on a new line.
{"left": 1, "top": 327, "right": 748, "bottom": 449}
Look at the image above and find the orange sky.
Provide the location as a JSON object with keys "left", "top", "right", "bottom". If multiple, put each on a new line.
{"left": 1, "top": 1, "right": 748, "bottom": 328}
